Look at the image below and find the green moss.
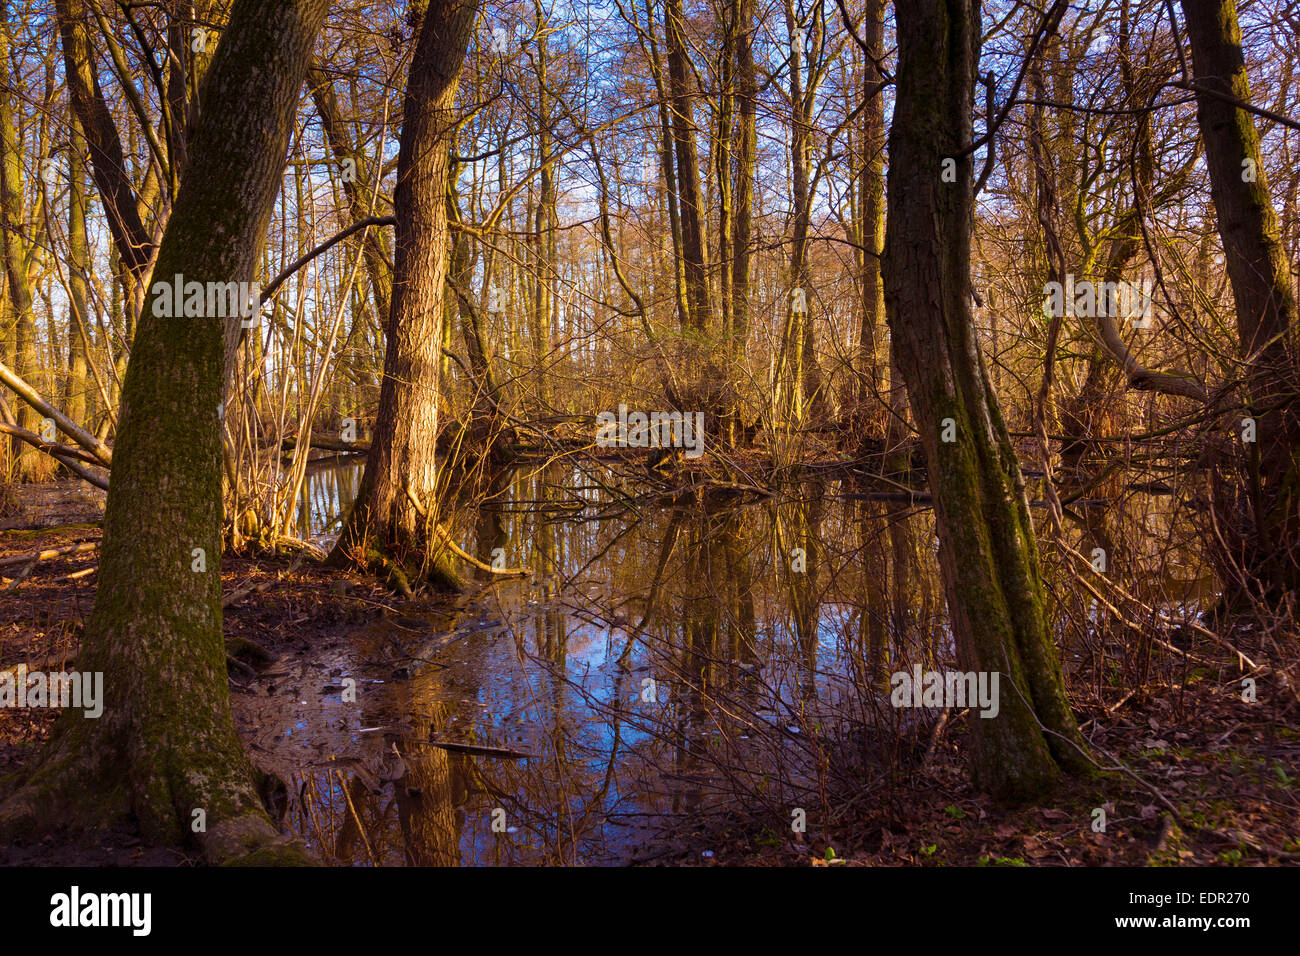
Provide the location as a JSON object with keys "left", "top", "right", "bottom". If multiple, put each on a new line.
{"left": 221, "top": 842, "right": 315, "bottom": 866}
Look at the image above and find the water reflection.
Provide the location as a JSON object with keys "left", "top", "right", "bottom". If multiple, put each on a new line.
{"left": 295, "top": 459, "right": 363, "bottom": 548}
{"left": 250, "top": 458, "right": 1214, "bottom": 864}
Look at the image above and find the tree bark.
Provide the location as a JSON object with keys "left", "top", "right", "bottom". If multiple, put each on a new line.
{"left": 884, "top": 0, "right": 1092, "bottom": 800}
{"left": 855, "top": 0, "right": 886, "bottom": 420}
{"left": 64, "top": 111, "right": 91, "bottom": 429}
{"left": 0, "top": 3, "right": 54, "bottom": 482}
{"left": 53, "top": 0, "right": 153, "bottom": 280}
{"left": 728, "top": 0, "right": 757, "bottom": 443}
{"left": 1181, "top": 0, "right": 1300, "bottom": 595}
{"left": 329, "top": 0, "right": 479, "bottom": 591}
{"left": 664, "top": 0, "right": 710, "bottom": 333}
{"left": 0, "top": 0, "right": 331, "bottom": 864}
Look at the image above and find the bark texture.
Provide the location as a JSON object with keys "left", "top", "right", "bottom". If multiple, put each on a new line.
{"left": 330, "top": 0, "right": 480, "bottom": 590}
{"left": 1182, "top": 0, "right": 1300, "bottom": 595}
{"left": 884, "top": 0, "right": 1092, "bottom": 800}
{"left": 0, "top": 0, "right": 330, "bottom": 864}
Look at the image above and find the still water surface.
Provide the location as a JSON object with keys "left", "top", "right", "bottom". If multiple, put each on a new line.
{"left": 241, "top": 458, "right": 1212, "bottom": 864}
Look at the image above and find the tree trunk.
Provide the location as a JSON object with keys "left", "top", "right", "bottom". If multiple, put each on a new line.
{"left": 728, "top": 0, "right": 757, "bottom": 443}
{"left": 855, "top": 0, "right": 886, "bottom": 423}
{"left": 1181, "top": 0, "right": 1300, "bottom": 596}
{"left": 329, "top": 0, "right": 479, "bottom": 591}
{"left": 664, "top": 0, "right": 710, "bottom": 333}
{"left": 0, "top": 0, "right": 330, "bottom": 864}
{"left": 53, "top": 0, "right": 153, "bottom": 281}
{"left": 532, "top": 4, "right": 557, "bottom": 406}
{"left": 64, "top": 110, "right": 91, "bottom": 429}
{"left": 309, "top": 68, "right": 394, "bottom": 323}
{"left": 0, "top": 3, "right": 54, "bottom": 483}
{"left": 884, "top": 0, "right": 1092, "bottom": 800}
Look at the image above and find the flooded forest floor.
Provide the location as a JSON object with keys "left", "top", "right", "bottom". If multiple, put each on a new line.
{"left": 0, "top": 471, "right": 1297, "bottom": 867}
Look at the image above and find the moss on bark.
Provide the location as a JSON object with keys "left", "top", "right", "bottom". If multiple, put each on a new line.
{"left": 884, "top": 0, "right": 1092, "bottom": 801}
{"left": 0, "top": 0, "right": 330, "bottom": 864}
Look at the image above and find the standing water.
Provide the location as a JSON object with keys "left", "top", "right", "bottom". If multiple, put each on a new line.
{"left": 238, "top": 459, "right": 1213, "bottom": 864}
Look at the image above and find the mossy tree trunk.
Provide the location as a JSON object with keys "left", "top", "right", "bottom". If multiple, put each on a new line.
{"left": 0, "top": 0, "right": 330, "bottom": 864}
{"left": 1181, "top": 0, "right": 1300, "bottom": 596}
{"left": 329, "top": 0, "right": 479, "bottom": 591}
{"left": 884, "top": 0, "right": 1092, "bottom": 801}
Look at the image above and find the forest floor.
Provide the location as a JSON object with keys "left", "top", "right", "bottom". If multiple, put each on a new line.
{"left": 680, "top": 657, "right": 1300, "bottom": 867}
{"left": 0, "top": 478, "right": 1296, "bottom": 866}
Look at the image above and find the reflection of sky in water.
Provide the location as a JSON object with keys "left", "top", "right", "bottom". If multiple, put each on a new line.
{"left": 259, "top": 462, "right": 1215, "bottom": 865}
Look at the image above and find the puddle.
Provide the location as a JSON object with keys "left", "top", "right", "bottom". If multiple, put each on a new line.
{"left": 237, "top": 459, "right": 1216, "bottom": 864}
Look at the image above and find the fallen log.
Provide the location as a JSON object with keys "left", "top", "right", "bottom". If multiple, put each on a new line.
{"left": 280, "top": 434, "right": 370, "bottom": 454}
{"left": 0, "top": 540, "right": 99, "bottom": 569}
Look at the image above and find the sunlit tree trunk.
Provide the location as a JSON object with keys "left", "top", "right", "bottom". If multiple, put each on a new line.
{"left": 64, "top": 111, "right": 91, "bottom": 429}
{"left": 532, "top": 2, "right": 557, "bottom": 405}
{"left": 1182, "top": 0, "right": 1300, "bottom": 595}
{"left": 884, "top": 0, "right": 1091, "bottom": 799}
{"left": 854, "top": 0, "right": 886, "bottom": 424}
{"left": 0, "top": 0, "right": 331, "bottom": 863}
{"left": 330, "top": 0, "right": 479, "bottom": 590}
{"left": 727, "top": 0, "right": 757, "bottom": 444}
{"left": 309, "top": 68, "right": 394, "bottom": 323}
{"left": 664, "top": 0, "right": 710, "bottom": 333}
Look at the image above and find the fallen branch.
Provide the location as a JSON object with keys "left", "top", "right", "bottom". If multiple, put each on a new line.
{"left": 0, "top": 540, "right": 99, "bottom": 569}
{"left": 279, "top": 435, "right": 370, "bottom": 455}
{"left": 0, "top": 424, "right": 110, "bottom": 490}
{"left": 427, "top": 739, "right": 535, "bottom": 759}
{"left": 273, "top": 536, "right": 328, "bottom": 562}
{"left": 2, "top": 556, "right": 40, "bottom": 591}
{"left": 1, "top": 651, "right": 79, "bottom": 680}
{"left": 222, "top": 579, "right": 274, "bottom": 607}
{"left": 0, "top": 361, "right": 113, "bottom": 466}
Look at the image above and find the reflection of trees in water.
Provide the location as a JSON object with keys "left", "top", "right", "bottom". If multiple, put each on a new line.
{"left": 784, "top": 486, "right": 826, "bottom": 700}
{"left": 392, "top": 705, "right": 465, "bottom": 866}
{"left": 473, "top": 465, "right": 512, "bottom": 573}
{"left": 289, "top": 464, "right": 1211, "bottom": 861}
{"left": 856, "top": 494, "right": 891, "bottom": 684}
{"left": 286, "top": 646, "right": 468, "bottom": 865}
{"left": 295, "top": 461, "right": 363, "bottom": 538}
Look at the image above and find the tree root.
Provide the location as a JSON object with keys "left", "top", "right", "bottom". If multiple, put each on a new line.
{"left": 0, "top": 740, "right": 316, "bottom": 866}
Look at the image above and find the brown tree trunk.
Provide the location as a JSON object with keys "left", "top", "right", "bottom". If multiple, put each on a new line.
{"left": 0, "top": 2, "right": 54, "bottom": 483}
{"left": 0, "top": 0, "right": 331, "bottom": 863}
{"left": 855, "top": 0, "right": 886, "bottom": 424}
{"left": 664, "top": 0, "right": 710, "bottom": 333}
{"left": 64, "top": 111, "right": 91, "bottom": 429}
{"left": 884, "top": 0, "right": 1091, "bottom": 800}
{"left": 329, "top": 0, "right": 479, "bottom": 591}
{"left": 727, "top": 0, "right": 757, "bottom": 444}
{"left": 1182, "top": 0, "right": 1300, "bottom": 595}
